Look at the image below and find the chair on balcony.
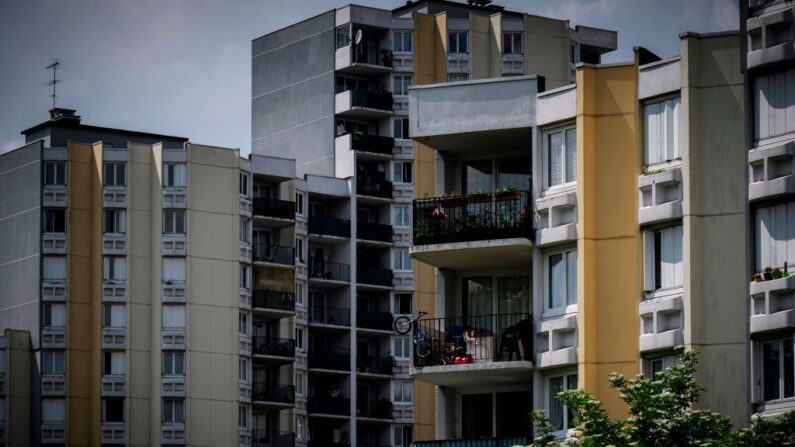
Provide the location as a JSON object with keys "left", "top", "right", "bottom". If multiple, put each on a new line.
{"left": 499, "top": 319, "right": 533, "bottom": 361}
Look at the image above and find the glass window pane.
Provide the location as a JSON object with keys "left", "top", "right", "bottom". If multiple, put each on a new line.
{"left": 547, "top": 131, "right": 563, "bottom": 187}
{"left": 498, "top": 276, "right": 529, "bottom": 314}
{"left": 549, "top": 254, "right": 564, "bottom": 309}
{"left": 497, "top": 157, "right": 530, "bottom": 189}
{"left": 549, "top": 376, "right": 564, "bottom": 430}
{"left": 566, "top": 250, "right": 577, "bottom": 306}
{"left": 565, "top": 128, "right": 577, "bottom": 183}
{"left": 764, "top": 341, "right": 781, "bottom": 401}
{"left": 785, "top": 339, "right": 794, "bottom": 399}
{"left": 462, "top": 160, "right": 493, "bottom": 194}
{"left": 465, "top": 276, "right": 493, "bottom": 316}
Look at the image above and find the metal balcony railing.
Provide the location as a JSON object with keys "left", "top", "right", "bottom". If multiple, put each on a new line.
{"left": 357, "top": 311, "right": 393, "bottom": 331}
{"left": 308, "top": 351, "right": 351, "bottom": 371}
{"left": 349, "top": 89, "right": 394, "bottom": 111}
{"left": 357, "top": 177, "right": 393, "bottom": 198}
{"left": 308, "top": 259, "right": 351, "bottom": 282}
{"left": 415, "top": 437, "right": 529, "bottom": 447}
{"left": 356, "top": 354, "right": 394, "bottom": 376}
{"left": 413, "top": 190, "right": 533, "bottom": 245}
{"left": 308, "top": 306, "right": 351, "bottom": 327}
{"left": 308, "top": 216, "right": 351, "bottom": 238}
{"left": 252, "top": 291, "right": 295, "bottom": 312}
{"left": 253, "top": 197, "right": 296, "bottom": 220}
{"left": 357, "top": 266, "right": 393, "bottom": 287}
{"left": 357, "top": 221, "right": 393, "bottom": 242}
{"left": 352, "top": 47, "right": 394, "bottom": 68}
{"left": 357, "top": 399, "right": 393, "bottom": 419}
{"left": 308, "top": 395, "right": 351, "bottom": 416}
{"left": 252, "top": 337, "right": 296, "bottom": 358}
{"left": 351, "top": 132, "right": 394, "bottom": 156}
{"left": 413, "top": 313, "right": 532, "bottom": 368}
{"left": 252, "top": 430, "right": 295, "bottom": 447}
{"left": 252, "top": 383, "right": 295, "bottom": 404}
{"left": 252, "top": 243, "right": 295, "bottom": 266}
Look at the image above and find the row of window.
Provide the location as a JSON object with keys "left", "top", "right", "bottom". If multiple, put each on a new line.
{"left": 42, "top": 161, "right": 186, "bottom": 187}
{"left": 42, "top": 208, "right": 185, "bottom": 235}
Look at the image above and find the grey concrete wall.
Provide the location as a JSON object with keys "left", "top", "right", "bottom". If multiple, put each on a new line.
{"left": 0, "top": 142, "right": 42, "bottom": 350}
{"left": 639, "top": 57, "right": 681, "bottom": 100}
{"left": 251, "top": 11, "right": 336, "bottom": 177}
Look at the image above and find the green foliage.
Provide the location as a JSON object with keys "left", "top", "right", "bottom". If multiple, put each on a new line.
{"left": 529, "top": 346, "right": 795, "bottom": 447}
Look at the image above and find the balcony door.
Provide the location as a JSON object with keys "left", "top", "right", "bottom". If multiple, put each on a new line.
{"left": 462, "top": 393, "right": 493, "bottom": 438}
{"left": 462, "top": 275, "right": 530, "bottom": 318}
{"left": 461, "top": 157, "right": 530, "bottom": 194}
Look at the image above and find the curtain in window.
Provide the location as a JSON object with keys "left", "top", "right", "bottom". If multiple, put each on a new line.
{"left": 162, "top": 304, "right": 186, "bottom": 329}
{"left": 43, "top": 256, "right": 66, "bottom": 280}
{"left": 103, "top": 257, "right": 126, "bottom": 281}
{"left": 565, "top": 128, "right": 577, "bottom": 183}
{"left": 547, "top": 131, "right": 563, "bottom": 186}
{"left": 548, "top": 377, "right": 564, "bottom": 430}
{"left": 163, "top": 258, "right": 186, "bottom": 281}
{"left": 756, "top": 202, "right": 795, "bottom": 271}
{"left": 660, "top": 225, "right": 683, "bottom": 288}
{"left": 755, "top": 67, "right": 795, "bottom": 140}
{"left": 42, "top": 399, "right": 66, "bottom": 422}
{"left": 644, "top": 97, "right": 680, "bottom": 166}
{"left": 549, "top": 254, "right": 564, "bottom": 309}
{"left": 465, "top": 277, "right": 493, "bottom": 317}
{"left": 111, "top": 304, "right": 126, "bottom": 327}
{"left": 110, "top": 352, "right": 125, "bottom": 375}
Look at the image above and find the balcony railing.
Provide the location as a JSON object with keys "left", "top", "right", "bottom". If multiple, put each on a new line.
{"left": 357, "top": 311, "right": 393, "bottom": 332}
{"left": 357, "top": 178, "right": 393, "bottom": 198}
{"left": 309, "top": 306, "right": 351, "bottom": 327}
{"left": 413, "top": 313, "right": 532, "bottom": 367}
{"left": 252, "top": 382, "right": 295, "bottom": 404}
{"left": 357, "top": 399, "right": 393, "bottom": 419}
{"left": 308, "top": 351, "right": 351, "bottom": 371}
{"left": 253, "top": 243, "right": 295, "bottom": 265}
{"left": 351, "top": 132, "right": 394, "bottom": 156}
{"left": 415, "top": 437, "right": 529, "bottom": 447}
{"left": 253, "top": 291, "right": 296, "bottom": 312}
{"left": 308, "top": 395, "right": 351, "bottom": 416}
{"left": 357, "top": 266, "right": 393, "bottom": 287}
{"left": 353, "top": 47, "right": 394, "bottom": 68}
{"left": 357, "top": 222, "right": 393, "bottom": 243}
{"left": 350, "top": 89, "right": 394, "bottom": 111}
{"left": 253, "top": 197, "right": 296, "bottom": 220}
{"left": 252, "top": 430, "right": 295, "bottom": 447}
{"left": 413, "top": 190, "right": 532, "bottom": 245}
{"left": 309, "top": 216, "right": 351, "bottom": 238}
{"left": 356, "top": 354, "right": 394, "bottom": 376}
{"left": 309, "top": 259, "right": 351, "bottom": 282}
{"left": 252, "top": 337, "right": 296, "bottom": 358}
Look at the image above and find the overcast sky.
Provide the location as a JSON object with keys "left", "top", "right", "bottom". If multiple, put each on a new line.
{"left": 0, "top": 0, "right": 739, "bottom": 156}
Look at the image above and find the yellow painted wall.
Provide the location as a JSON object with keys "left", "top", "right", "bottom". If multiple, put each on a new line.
{"left": 576, "top": 64, "right": 639, "bottom": 418}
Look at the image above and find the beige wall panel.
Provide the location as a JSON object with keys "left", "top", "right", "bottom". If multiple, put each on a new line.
{"left": 469, "top": 14, "right": 491, "bottom": 80}
{"left": 524, "top": 16, "right": 570, "bottom": 88}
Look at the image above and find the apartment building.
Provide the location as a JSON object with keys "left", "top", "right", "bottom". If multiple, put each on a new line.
{"left": 250, "top": 2, "right": 615, "bottom": 445}
{"left": 742, "top": 0, "right": 795, "bottom": 418}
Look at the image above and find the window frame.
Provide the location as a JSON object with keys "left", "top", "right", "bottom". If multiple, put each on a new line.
{"left": 393, "top": 74, "right": 413, "bottom": 96}
{"left": 393, "top": 118, "right": 410, "bottom": 140}
{"left": 43, "top": 161, "right": 66, "bottom": 186}
{"left": 394, "top": 336, "right": 411, "bottom": 360}
{"left": 103, "top": 162, "right": 126, "bottom": 187}
{"left": 643, "top": 224, "right": 683, "bottom": 294}
{"left": 447, "top": 73, "right": 469, "bottom": 82}
{"left": 393, "top": 248, "right": 413, "bottom": 272}
{"left": 162, "top": 351, "right": 186, "bottom": 377}
{"left": 448, "top": 31, "right": 468, "bottom": 54}
{"left": 42, "top": 350, "right": 65, "bottom": 375}
{"left": 542, "top": 123, "right": 577, "bottom": 190}
{"left": 393, "top": 380, "right": 414, "bottom": 404}
{"left": 162, "top": 398, "right": 185, "bottom": 423}
{"left": 502, "top": 32, "right": 523, "bottom": 55}
{"left": 162, "top": 210, "right": 186, "bottom": 235}
{"left": 546, "top": 372, "right": 578, "bottom": 435}
{"left": 394, "top": 30, "right": 413, "bottom": 53}
{"left": 43, "top": 208, "right": 66, "bottom": 233}
{"left": 643, "top": 94, "right": 681, "bottom": 169}
{"left": 759, "top": 336, "right": 795, "bottom": 403}
{"left": 393, "top": 205, "right": 410, "bottom": 228}
{"left": 163, "top": 163, "right": 186, "bottom": 188}
{"left": 544, "top": 247, "right": 577, "bottom": 315}
{"left": 393, "top": 161, "right": 413, "bottom": 184}
{"left": 103, "top": 209, "right": 126, "bottom": 234}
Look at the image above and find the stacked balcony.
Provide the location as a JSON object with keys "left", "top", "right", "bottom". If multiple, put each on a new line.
{"left": 252, "top": 337, "right": 295, "bottom": 364}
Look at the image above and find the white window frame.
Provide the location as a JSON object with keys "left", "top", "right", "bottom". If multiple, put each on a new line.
{"left": 239, "top": 172, "right": 249, "bottom": 197}
{"left": 103, "top": 209, "right": 126, "bottom": 234}
{"left": 103, "top": 256, "right": 127, "bottom": 281}
{"left": 642, "top": 353, "right": 678, "bottom": 379}
{"left": 296, "top": 282, "right": 305, "bottom": 306}
{"left": 295, "top": 327, "right": 304, "bottom": 351}
{"left": 447, "top": 73, "right": 469, "bottom": 82}
{"left": 393, "top": 205, "right": 410, "bottom": 228}
{"left": 104, "top": 162, "right": 126, "bottom": 187}
{"left": 239, "top": 312, "right": 249, "bottom": 336}
{"left": 296, "top": 416, "right": 306, "bottom": 441}
{"left": 503, "top": 32, "right": 523, "bottom": 55}
{"left": 393, "top": 30, "right": 412, "bottom": 53}
{"left": 393, "top": 248, "right": 413, "bottom": 272}
{"left": 758, "top": 337, "right": 795, "bottom": 403}
{"left": 162, "top": 398, "right": 185, "bottom": 423}
{"left": 296, "top": 371, "right": 305, "bottom": 397}
{"left": 102, "top": 350, "right": 126, "bottom": 376}
{"left": 163, "top": 210, "right": 186, "bottom": 234}
{"left": 163, "top": 163, "right": 186, "bottom": 188}
{"left": 394, "top": 337, "right": 410, "bottom": 360}
{"left": 42, "top": 350, "right": 65, "bottom": 375}
{"left": 643, "top": 224, "right": 683, "bottom": 293}
{"left": 43, "top": 161, "right": 66, "bottom": 186}
{"left": 393, "top": 75, "right": 412, "bottom": 96}
{"left": 393, "top": 161, "right": 412, "bottom": 184}
{"left": 393, "top": 293, "right": 412, "bottom": 315}
{"left": 43, "top": 303, "right": 66, "bottom": 328}
{"left": 239, "top": 358, "right": 249, "bottom": 383}
{"left": 544, "top": 247, "right": 577, "bottom": 315}
{"left": 643, "top": 95, "right": 681, "bottom": 168}
{"left": 102, "top": 303, "right": 126, "bottom": 328}
{"left": 394, "top": 425, "right": 413, "bottom": 447}
{"left": 543, "top": 123, "right": 577, "bottom": 190}
{"left": 162, "top": 304, "right": 186, "bottom": 329}
{"left": 240, "top": 264, "right": 250, "bottom": 290}
{"left": 393, "top": 380, "right": 413, "bottom": 404}
{"left": 162, "top": 351, "right": 185, "bottom": 377}
{"left": 393, "top": 117, "right": 410, "bottom": 140}
{"left": 238, "top": 405, "right": 248, "bottom": 429}
{"left": 546, "top": 371, "right": 578, "bottom": 436}
{"left": 448, "top": 31, "right": 468, "bottom": 54}
{"left": 753, "top": 67, "right": 795, "bottom": 143}
{"left": 295, "top": 192, "right": 305, "bottom": 216}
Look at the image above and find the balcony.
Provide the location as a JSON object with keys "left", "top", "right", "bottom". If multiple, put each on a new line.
{"left": 252, "top": 337, "right": 295, "bottom": 363}
{"left": 357, "top": 399, "right": 393, "bottom": 420}
{"left": 309, "top": 259, "right": 351, "bottom": 285}
{"left": 308, "top": 395, "right": 351, "bottom": 417}
{"left": 415, "top": 437, "right": 529, "bottom": 447}
{"left": 308, "top": 306, "right": 351, "bottom": 328}
{"left": 253, "top": 197, "right": 296, "bottom": 223}
{"left": 639, "top": 294, "right": 685, "bottom": 353}
{"left": 253, "top": 290, "right": 296, "bottom": 316}
{"left": 411, "top": 313, "right": 533, "bottom": 387}
{"left": 335, "top": 89, "right": 394, "bottom": 119}
{"left": 356, "top": 354, "right": 394, "bottom": 376}
{"left": 357, "top": 266, "right": 393, "bottom": 289}
{"left": 357, "top": 311, "right": 393, "bottom": 333}
{"left": 336, "top": 43, "right": 394, "bottom": 75}
{"left": 252, "top": 430, "right": 295, "bottom": 447}
{"left": 411, "top": 191, "right": 533, "bottom": 270}
{"left": 309, "top": 216, "right": 351, "bottom": 239}
{"left": 638, "top": 167, "right": 683, "bottom": 226}
{"left": 357, "top": 177, "right": 393, "bottom": 200}
{"left": 357, "top": 222, "right": 393, "bottom": 244}
{"left": 536, "top": 315, "right": 578, "bottom": 369}
{"left": 749, "top": 140, "right": 795, "bottom": 202}
{"left": 337, "top": 132, "right": 395, "bottom": 158}
{"left": 308, "top": 351, "right": 351, "bottom": 372}
{"left": 253, "top": 243, "right": 295, "bottom": 267}
{"left": 750, "top": 274, "right": 795, "bottom": 334}
{"left": 252, "top": 382, "right": 295, "bottom": 408}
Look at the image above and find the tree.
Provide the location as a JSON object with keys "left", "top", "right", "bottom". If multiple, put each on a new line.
{"left": 530, "top": 346, "right": 795, "bottom": 447}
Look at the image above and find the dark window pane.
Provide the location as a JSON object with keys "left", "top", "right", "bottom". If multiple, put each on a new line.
{"left": 764, "top": 341, "right": 781, "bottom": 401}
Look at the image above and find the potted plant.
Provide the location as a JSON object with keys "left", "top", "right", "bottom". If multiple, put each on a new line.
{"left": 494, "top": 185, "right": 520, "bottom": 201}
{"left": 753, "top": 274, "right": 764, "bottom": 283}
{"left": 469, "top": 189, "right": 493, "bottom": 204}
{"left": 773, "top": 268, "right": 784, "bottom": 279}
{"left": 439, "top": 191, "right": 465, "bottom": 207}
{"left": 764, "top": 267, "right": 773, "bottom": 281}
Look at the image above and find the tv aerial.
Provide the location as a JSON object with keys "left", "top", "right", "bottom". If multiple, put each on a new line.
{"left": 45, "top": 59, "right": 61, "bottom": 109}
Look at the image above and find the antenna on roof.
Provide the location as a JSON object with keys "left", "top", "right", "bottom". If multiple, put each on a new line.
{"left": 45, "top": 59, "right": 61, "bottom": 109}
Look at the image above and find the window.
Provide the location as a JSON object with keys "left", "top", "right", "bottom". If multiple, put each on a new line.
{"left": 104, "top": 162, "right": 126, "bottom": 186}
{"left": 755, "top": 202, "right": 795, "bottom": 271}
{"left": 394, "top": 426, "right": 413, "bottom": 447}
{"left": 548, "top": 249, "right": 576, "bottom": 310}
{"left": 447, "top": 73, "right": 469, "bottom": 82}
{"left": 643, "top": 354, "right": 678, "bottom": 379}
{"left": 336, "top": 26, "right": 351, "bottom": 49}
{"left": 42, "top": 350, "right": 65, "bottom": 375}
{"left": 103, "top": 209, "right": 126, "bottom": 234}
{"left": 393, "top": 380, "right": 413, "bottom": 404}
{"left": 548, "top": 373, "right": 577, "bottom": 432}
{"left": 43, "top": 303, "right": 66, "bottom": 327}
{"left": 239, "top": 358, "right": 249, "bottom": 382}
{"left": 162, "top": 304, "right": 186, "bottom": 329}
{"left": 103, "top": 256, "right": 127, "bottom": 281}
{"left": 393, "top": 161, "right": 412, "bottom": 184}
{"left": 643, "top": 225, "right": 683, "bottom": 291}
{"left": 296, "top": 327, "right": 304, "bottom": 351}
{"left": 162, "top": 257, "right": 186, "bottom": 282}
{"left": 102, "top": 351, "right": 126, "bottom": 375}
{"left": 163, "top": 163, "right": 186, "bottom": 187}
{"left": 102, "top": 304, "right": 126, "bottom": 328}
{"left": 448, "top": 31, "right": 468, "bottom": 54}
{"left": 163, "top": 210, "right": 186, "bottom": 234}
{"left": 394, "top": 293, "right": 412, "bottom": 315}
{"left": 238, "top": 405, "right": 248, "bottom": 429}
{"left": 296, "top": 416, "right": 306, "bottom": 441}
{"left": 295, "top": 192, "right": 305, "bottom": 216}
{"left": 296, "top": 282, "right": 305, "bottom": 305}
{"left": 42, "top": 256, "right": 66, "bottom": 280}
{"left": 393, "top": 205, "right": 410, "bottom": 228}
{"left": 44, "top": 161, "right": 66, "bottom": 185}
{"left": 240, "top": 217, "right": 250, "bottom": 243}
{"left": 761, "top": 337, "right": 794, "bottom": 402}
{"left": 42, "top": 398, "right": 65, "bottom": 422}
{"left": 162, "top": 399, "right": 185, "bottom": 423}
{"left": 239, "top": 312, "right": 248, "bottom": 336}
{"left": 503, "top": 32, "right": 523, "bottom": 54}
{"left": 394, "top": 31, "right": 412, "bottom": 52}
{"left": 644, "top": 97, "right": 680, "bottom": 166}
{"left": 162, "top": 351, "right": 185, "bottom": 376}
{"left": 754, "top": 67, "right": 795, "bottom": 141}
{"left": 393, "top": 248, "right": 412, "bottom": 271}
{"left": 296, "top": 237, "right": 305, "bottom": 263}
{"left": 103, "top": 397, "right": 125, "bottom": 422}
{"left": 43, "top": 209, "right": 66, "bottom": 233}
{"left": 393, "top": 75, "right": 412, "bottom": 96}
{"left": 393, "top": 118, "right": 410, "bottom": 139}
{"left": 544, "top": 125, "right": 577, "bottom": 188}
{"left": 240, "top": 264, "right": 250, "bottom": 289}
{"left": 296, "top": 371, "right": 305, "bottom": 396}
{"left": 239, "top": 172, "right": 249, "bottom": 197}
{"left": 394, "top": 337, "right": 410, "bottom": 359}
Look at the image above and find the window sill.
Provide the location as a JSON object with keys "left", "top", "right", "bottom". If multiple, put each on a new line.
{"left": 642, "top": 159, "right": 682, "bottom": 174}
{"left": 542, "top": 305, "right": 578, "bottom": 319}
{"left": 540, "top": 183, "right": 577, "bottom": 198}
{"left": 643, "top": 286, "right": 683, "bottom": 301}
